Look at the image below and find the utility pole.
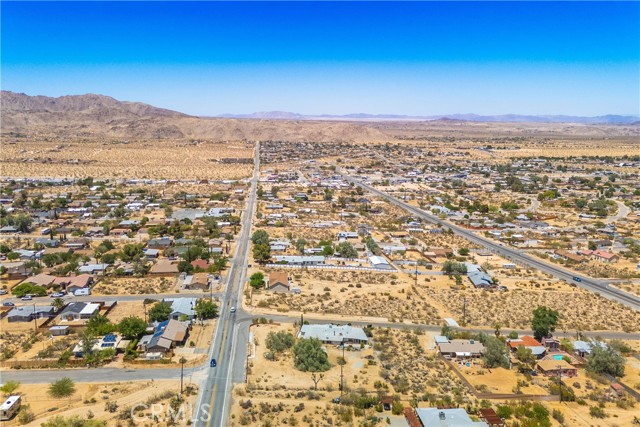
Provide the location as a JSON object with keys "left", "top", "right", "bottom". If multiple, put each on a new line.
{"left": 462, "top": 297, "right": 467, "bottom": 326}
{"left": 180, "top": 357, "right": 186, "bottom": 395}
{"left": 340, "top": 338, "right": 345, "bottom": 398}
{"left": 33, "top": 303, "right": 37, "bottom": 334}
{"left": 558, "top": 364, "right": 562, "bottom": 403}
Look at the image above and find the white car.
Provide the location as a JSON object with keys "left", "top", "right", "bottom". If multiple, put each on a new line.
{"left": 230, "top": 306, "right": 236, "bottom": 313}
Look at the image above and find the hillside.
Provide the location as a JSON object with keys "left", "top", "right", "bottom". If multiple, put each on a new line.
{"left": 0, "top": 91, "right": 392, "bottom": 142}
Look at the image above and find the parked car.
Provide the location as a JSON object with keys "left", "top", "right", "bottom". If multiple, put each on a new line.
{"left": 210, "top": 358, "right": 217, "bottom": 368}
{"left": 3, "top": 301, "right": 15, "bottom": 307}
{"left": 50, "top": 292, "right": 65, "bottom": 298}
{"left": 21, "top": 295, "right": 33, "bottom": 301}
{"left": 0, "top": 289, "right": 7, "bottom": 295}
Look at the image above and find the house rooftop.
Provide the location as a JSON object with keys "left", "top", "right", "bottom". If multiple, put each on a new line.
{"left": 415, "top": 408, "right": 488, "bottom": 427}
{"left": 298, "top": 324, "right": 368, "bottom": 343}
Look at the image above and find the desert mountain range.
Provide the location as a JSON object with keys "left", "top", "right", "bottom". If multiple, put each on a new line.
{"left": 2, "top": 91, "right": 638, "bottom": 142}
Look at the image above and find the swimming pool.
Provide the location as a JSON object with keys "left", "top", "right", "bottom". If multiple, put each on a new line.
{"left": 552, "top": 354, "right": 564, "bottom": 360}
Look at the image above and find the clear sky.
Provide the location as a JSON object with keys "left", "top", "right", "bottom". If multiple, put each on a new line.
{"left": 2, "top": 1, "right": 639, "bottom": 116}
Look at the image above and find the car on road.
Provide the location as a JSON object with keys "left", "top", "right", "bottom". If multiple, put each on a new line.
{"left": 21, "top": 295, "right": 33, "bottom": 301}
{"left": 3, "top": 302, "right": 15, "bottom": 307}
{"left": 50, "top": 292, "right": 65, "bottom": 298}
{"left": 573, "top": 276, "right": 582, "bottom": 282}
{"left": 210, "top": 358, "right": 217, "bottom": 367}
{"left": 230, "top": 306, "right": 236, "bottom": 313}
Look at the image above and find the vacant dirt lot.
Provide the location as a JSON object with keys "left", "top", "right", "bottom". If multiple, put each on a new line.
{"left": 0, "top": 138, "right": 254, "bottom": 180}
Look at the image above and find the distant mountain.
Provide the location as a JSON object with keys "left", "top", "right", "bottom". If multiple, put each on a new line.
{"left": 218, "top": 111, "right": 640, "bottom": 124}
{"left": 2, "top": 91, "right": 189, "bottom": 118}
{"left": 0, "top": 91, "right": 391, "bottom": 142}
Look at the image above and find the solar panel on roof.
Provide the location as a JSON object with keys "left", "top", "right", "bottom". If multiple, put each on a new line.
{"left": 103, "top": 334, "right": 117, "bottom": 342}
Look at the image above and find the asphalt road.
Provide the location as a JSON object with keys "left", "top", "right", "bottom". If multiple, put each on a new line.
{"left": 1, "top": 291, "right": 223, "bottom": 306}
{"left": 192, "top": 144, "right": 260, "bottom": 427}
{"left": 342, "top": 174, "right": 640, "bottom": 311}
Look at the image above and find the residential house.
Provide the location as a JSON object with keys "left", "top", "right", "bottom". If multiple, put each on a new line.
{"left": 59, "top": 302, "right": 100, "bottom": 322}
{"left": 191, "top": 259, "right": 210, "bottom": 271}
{"left": 49, "top": 325, "right": 70, "bottom": 336}
{"left": 555, "top": 250, "right": 585, "bottom": 263}
{"left": 273, "top": 255, "right": 325, "bottom": 266}
{"left": 507, "top": 336, "right": 547, "bottom": 359}
{"left": 267, "top": 271, "right": 290, "bottom": 292}
{"left": 164, "top": 298, "right": 197, "bottom": 320}
{"left": 536, "top": 359, "right": 577, "bottom": 377}
{"left": 415, "top": 408, "right": 488, "bottom": 427}
{"left": 19, "top": 273, "right": 56, "bottom": 288}
{"left": 138, "top": 319, "right": 189, "bottom": 357}
{"left": 7, "top": 305, "right": 56, "bottom": 322}
{"left": 438, "top": 338, "right": 485, "bottom": 359}
{"left": 147, "top": 237, "right": 172, "bottom": 249}
{"left": 591, "top": 250, "right": 618, "bottom": 263}
{"left": 150, "top": 259, "right": 179, "bottom": 276}
{"left": 78, "top": 264, "right": 108, "bottom": 275}
{"left": 186, "top": 273, "right": 209, "bottom": 290}
{"left": 53, "top": 274, "right": 93, "bottom": 293}
{"left": 72, "top": 333, "right": 129, "bottom": 358}
{"left": 466, "top": 263, "right": 494, "bottom": 289}
{"left": 369, "top": 255, "right": 394, "bottom": 270}
{"left": 297, "top": 324, "right": 368, "bottom": 346}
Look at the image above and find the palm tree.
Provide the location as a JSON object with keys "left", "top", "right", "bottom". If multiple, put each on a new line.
{"left": 52, "top": 297, "right": 65, "bottom": 312}
{"left": 494, "top": 322, "right": 502, "bottom": 337}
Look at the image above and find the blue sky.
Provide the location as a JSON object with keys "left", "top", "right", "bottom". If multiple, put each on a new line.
{"left": 2, "top": 1, "right": 639, "bottom": 116}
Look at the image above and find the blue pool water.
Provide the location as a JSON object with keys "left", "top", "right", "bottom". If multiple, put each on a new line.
{"left": 553, "top": 355, "right": 563, "bottom": 360}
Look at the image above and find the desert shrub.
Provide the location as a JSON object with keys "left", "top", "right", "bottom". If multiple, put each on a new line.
{"left": 589, "top": 406, "right": 607, "bottom": 418}
{"left": 48, "top": 377, "right": 76, "bottom": 398}
{"left": 17, "top": 405, "right": 35, "bottom": 425}
{"left": 0, "top": 380, "right": 20, "bottom": 395}
{"left": 552, "top": 408, "right": 565, "bottom": 423}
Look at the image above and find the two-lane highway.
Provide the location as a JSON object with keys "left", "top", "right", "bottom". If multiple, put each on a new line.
{"left": 342, "top": 174, "right": 640, "bottom": 311}
{"left": 194, "top": 143, "right": 260, "bottom": 427}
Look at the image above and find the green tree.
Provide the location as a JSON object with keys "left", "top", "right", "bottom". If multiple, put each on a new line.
{"left": 293, "top": 338, "right": 331, "bottom": 372}
{"left": 335, "top": 242, "right": 357, "bottom": 259}
{"left": 249, "top": 272, "right": 265, "bottom": 290}
{"left": 531, "top": 306, "right": 560, "bottom": 341}
{"left": 0, "top": 380, "right": 20, "bottom": 395}
{"left": 86, "top": 314, "right": 115, "bottom": 336}
{"left": 483, "top": 336, "right": 509, "bottom": 368}
{"left": 117, "top": 316, "right": 148, "bottom": 339}
{"left": 177, "top": 260, "right": 194, "bottom": 274}
{"left": 515, "top": 346, "right": 536, "bottom": 371}
{"left": 251, "top": 230, "right": 270, "bottom": 246}
{"left": 253, "top": 243, "right": 271, "bottom": 264}
{"left": 266, "top": 331, "right": 295, "bottom": 353}
{"left": 587, "top": 345, "right": 625, "bottom": 377}
{"left": 52, "top": 297, "right": 66, "bottom": 312}
{"left": 11, "top": 282, "right": 47, "bottom": 297}
{"left": 195, "top": 299, "right": 218, "bottom": 320}
{"left": 48, "top": 377, "right": 76, "bottom": 398}
{"left": 441, "top": 261, "right": 468, "bottom": 275}
{"left": 149, "top": 301, "right": 173, "bottom": 322}
{"left": 119, "top": 243, "right": 144, "bottom": 262}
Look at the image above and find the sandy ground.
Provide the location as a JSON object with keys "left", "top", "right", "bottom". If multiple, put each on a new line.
{"left": 2, "top": 379, "right": 198, "bottom": 426}
{"left": 1, "top": 138, "right": 254, "bottom": 180}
